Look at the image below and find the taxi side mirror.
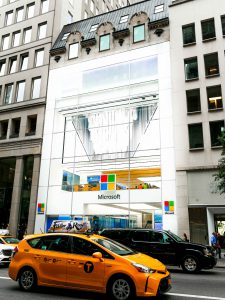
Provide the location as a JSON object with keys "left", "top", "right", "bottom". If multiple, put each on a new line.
{"left": 92, "top": 252, "right": 104, "bottom": 262}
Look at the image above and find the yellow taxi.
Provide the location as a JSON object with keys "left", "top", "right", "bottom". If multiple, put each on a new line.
{"left": 9, "top": 232, "right": 171, "bottom": 300}
{"left": 0, "top": 235, "right": 19, "bottom": 247}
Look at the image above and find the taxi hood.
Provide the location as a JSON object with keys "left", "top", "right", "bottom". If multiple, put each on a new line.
{"left": 124, "top": 252, "right": 167, "bottom": 273}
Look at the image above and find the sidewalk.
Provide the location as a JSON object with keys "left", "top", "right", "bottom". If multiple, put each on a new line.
{"left": 215, "top": 252, "right": 225, "bottom": 268}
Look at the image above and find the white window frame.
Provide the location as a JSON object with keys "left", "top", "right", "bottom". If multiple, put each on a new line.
{"left": 69, "top": 43, "right": 79, "bottom": 59}
{"left": 154, "top": 4, "right": 164, "bottom": 14}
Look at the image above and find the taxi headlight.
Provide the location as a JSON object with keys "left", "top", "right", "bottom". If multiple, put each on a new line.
{"left": 132, "top": 263, "right": 156, "bottom": 273}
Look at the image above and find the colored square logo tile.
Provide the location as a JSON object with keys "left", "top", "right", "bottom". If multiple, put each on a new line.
{"left": 169, "top": 201, "right": 174, "bottom": 206}
{"left": 100, "top": 183, "right": 107, "bottom": 190}
{"left": 165, "top": 206, "right": 169, "bottom": 212}
{"left": 108, "top": 174, "right": 115, "bottom": 183}
{"left": 170, "top": 206, "right": 174, "bottom": 211}
{"left": 164, "top": 201, "right": 169, "bottom": 206}
{"left": 108, "top": 183, "right": 115, "bottom": 190}
{"left": 101, "top": 175, "right": 107, "bottom": 183}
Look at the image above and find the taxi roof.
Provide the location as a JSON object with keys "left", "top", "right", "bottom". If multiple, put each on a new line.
{"left": 23, "top": 232, "right": 105, "bottom": 241}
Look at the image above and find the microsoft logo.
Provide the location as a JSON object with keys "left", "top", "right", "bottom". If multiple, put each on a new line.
{"left": 100, "top": 174, "right": 116, "bottom": 191}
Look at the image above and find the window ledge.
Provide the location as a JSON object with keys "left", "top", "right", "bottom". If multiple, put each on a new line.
{"left": 183, "top": 42, "right": 196, "bottom": 47}
{"left": 189, "top": 147, "right": 204, "bottom": 151}
{"left": 0, "top": 136, "right": 7, "bottom": 140}
{"left": 211, "top": 145, "right": 222, "bottom": 149}
{"left": 208, "top": 108, "right": 223, "bottom": 112}
{"left": 202, "top": 37, "right": 216, "bottom": 42}
{"left": 25, "top": 132, "right": 36, "bottom": 136}
{"left": 9, "top": 134, "right": 19, "bottom": 138}
{"left": 185, "top": 77, "right": 199, "bottom": 82}
{"left": 187, "top": 111, "right": 201, "bottom": 115}
{"left": 205, "top": 73, "right": 220, "bottom": 78}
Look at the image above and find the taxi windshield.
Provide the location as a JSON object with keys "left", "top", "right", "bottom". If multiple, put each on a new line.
{"left": 93, "top": 238, "right": 137, "bottom": 256}
{"left": 3, "top": 237, "right": 19, "bottom": 244}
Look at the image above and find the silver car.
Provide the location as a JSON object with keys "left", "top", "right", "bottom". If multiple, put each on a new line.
{"left": 0, "top": 244, "right": 14, "bottom": 265}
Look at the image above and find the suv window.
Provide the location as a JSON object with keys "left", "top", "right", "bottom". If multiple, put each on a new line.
{"left": 28, "top": 235, "right": 70, "bottom": 253}
{"left": 132, "top": 230, "right": 149, "bottom": 241}
{"left": 149, "top": 231, "right": 164, "bottom": 243}
{"left": 102, "top": 230, "right": 130, "bottom": 241}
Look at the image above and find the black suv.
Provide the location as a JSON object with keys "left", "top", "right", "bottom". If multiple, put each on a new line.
{"left": 100, "top": 229, "right": 217, "bottom": 273}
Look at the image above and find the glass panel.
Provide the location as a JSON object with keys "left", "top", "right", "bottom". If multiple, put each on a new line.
{"left": 201, "top": 19, "right": 215, "bottom": 40}
{"left": 16, "top": 7, "right": 24, "bottom": 22}
{"left": 207, "top": 85, "right": 223, "bottom": 110}
{"left": 154, "top": 4, "right": 164, "bottom": 13}
{"left": 5, "top": 11, "right": 13, "bottom": 26}
{"left": 182, "top": 24, "right": 196, "bottom": 44}
{"left": 0, "top": 61, "right": 6, "bottom": 76}
{"left": 35, "top": 49, "right": 44, "bottom": 66}
{"left": 188, "top": 123, "right": 203, "bottom": 149}
{"left": 41, "top": 0, "right": 49, "bottom": 14}
{"left": 133, "top": 24, "right": 145, "bottom": 43}
{"left": 13, "top": 32, "right": 20, "bottom": 47}
{"left": 100, "top": 34, "right": 110, "bottom": 51}
{"left": 27, "top": 3, "right": 35, "bottom": 19}
{"left": 20, "top": 54, "right": 28, "bottom": 71}
{"left": 120, "top": 15, "right": 129, "bottom": 23}
{"left": 2, "top": 35, "right": 10, "bottom": 50}
{"left": 204, "top": 53, "right": 219, "bottom": 76}
{"left": 184, "top": 57, "right": 198, "bottom": 80}
{"left": 67, "top": 11, "right": 73, "bottom": 24}
{"left": 69, "top": 43, "right": 78, "bottom": 59}
{"left": 32, "top": 77, "right": 41, "bottom": 99}
{"left": 9, "top": 59, "right": 17, "bottom": 74}
{"left": 16, "top": 81, "right": 25, "bottom": 102}
{"left": 210, "top": 121, "right": 224, "bottom": 147}
{"left": 186, "top": 89, "right": 201, "bottom": 113}
{"left": 221, "top": 16, "right": 225, "bottom": 36}
{"left": 38, "top": 23, "right": 47, "bottom": 39}
{"left": 24, "top": 28, "right": 32, "bottom": 44}
{"left": 189, "top": 207, "right": 208, "bottom": 244}
{"left": 4, "top": 84, "right": 13, "bottom": 104}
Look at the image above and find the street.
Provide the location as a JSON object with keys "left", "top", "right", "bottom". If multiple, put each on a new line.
{"left": 0, "top": 266, "right": 225, "bottom": 300}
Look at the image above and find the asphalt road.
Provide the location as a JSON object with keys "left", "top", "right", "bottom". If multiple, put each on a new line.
{"left": 0, "top": 265, "right": 225, "bottom": 300}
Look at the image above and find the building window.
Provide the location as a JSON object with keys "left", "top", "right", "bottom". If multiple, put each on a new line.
{"left": 207, "top": 85, "right": 223, "bottom": 110}
{"left": 12, "top": 31, "right": 20, "bottom": 47}
{"left": 119, "top": 15, "right": 129, "bottom": 24}
{"left": 0, "top": 60, "right": 6, "bottom": 76}
{"left": 99, "top": 34, "right": 110, "bottom": 51}
{"left": 67, "top": 11, "right": 73, "bottom": 24}
{"left": 154, "top": 4, "right": 164, "bottom": 14}
{"left": 90, "top": 24, "right": 98, "bottom": 32}
{"left": 2, "top": 35, "right": 10, "bottom": 51}
{"left": 133, "top": 24, "right": 145, "bottom": 43}
{"left": 10, "top": 118, "right": 21, "bottom": 138}
{"left": 84, "top": 11, "right": 88, "bottom": 19}
{"left": 62, "top": 32, "right": 70, "bottom": 40}
{"left": 26, "top": 115, "right": 37, "bottom": 136}
{"left": 35, "top": 49, "right": 44, "bottom": 67}
{"left": 8, "top": 57, "right": 17, "bottom": 74}
{"left": 204, "top": 52, "right": 219, "bottom": 77}
{"left": 182, "top": 23, "right": 196, "bottom": 45}
{"left": 16, "top": 81, "right": 25, "bottom": 102}
{"left": 4, "top": 84, "right": 14, "bottom": 104}
{"left": 20, "top": 53, "right": 29, "bottom": 71}
{"left": 188, "top": 123, "right": 204, "bottom": 149}
{"left": 210, "top": 121, "right": 224, "bottom": 147}
{"left": 221, "top": 15, "right": 225, "bottom": 36}
{"left": 69, "top": 43, "right": 78, "bottom": 59}
{"left": 186, "top": 89, "right": 201, "bottom": 113}
{"left": 38, "top": 22, "right": 47, "bottom": 39}
{"left": 27, "top": 3, "right": 35, "bottom": 19}
{"left": 5, "top": 11, "right": 13, "bottom": 26}
{"left": 91, "top": 0, "right": 94, "bottom": 13}
{"left": 0, "top": 120, "right": 8, "bottom": 140}
{"left": 31, "top": 77, "right": 41, "bottom": 99}
{"left": 184, "top": 57, "right": 198, "bottom": 80}
{"left": 16, "top": 7, "right": 24, "bottom": 23}
{"left": 41, "top": 0, "right": 49, "bottom": 14}
{"left": 201, "top": 18, "right": 216, "bottom": 40}
{"left": 23, "top": 27, "right": 32, "bottom": 44}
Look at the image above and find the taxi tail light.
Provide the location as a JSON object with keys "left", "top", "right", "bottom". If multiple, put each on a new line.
{"left": 12, "top": 246, "right": 18, "bottom": 257}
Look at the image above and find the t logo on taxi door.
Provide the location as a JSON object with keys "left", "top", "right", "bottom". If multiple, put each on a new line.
{"left": 84, "top": 261, "right": 94, "bottom": 273}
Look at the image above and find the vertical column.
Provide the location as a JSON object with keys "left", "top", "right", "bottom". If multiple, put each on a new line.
{"left": 26, "top": 154, "right": 41, "bottom": 234}
{"left": 9, "top": 156, "right": 24, "bottom": 237}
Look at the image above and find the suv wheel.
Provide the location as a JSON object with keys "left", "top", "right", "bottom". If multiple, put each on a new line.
{"left": 107, "top": 275, "right": 135, "bottom": 300}
{"left": 18, "top": 268, "right": 37, "bottom": 291}
{"left": 181, "top": 255, "right": 200, "bottom": 273}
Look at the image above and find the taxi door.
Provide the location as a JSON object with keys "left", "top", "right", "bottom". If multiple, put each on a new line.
{"left": 67, "top": 237, "right": 105, "bottom": 291}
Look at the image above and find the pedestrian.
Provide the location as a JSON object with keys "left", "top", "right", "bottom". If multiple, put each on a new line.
{"left": 210, "top": 232, "right": 217, "bottom": 250}
{"left": 183, "top": 233, "right": 189, "bottom": 242}
{"left": 217, "top": 233, "right": 222, "bottom": 259}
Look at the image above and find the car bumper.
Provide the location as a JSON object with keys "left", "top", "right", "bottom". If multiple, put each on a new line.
{"left": 201, "top": 255, "right": 217, "bottom": 269}
{"left": 0, "top": 256, "right": 11, "bottom": 264}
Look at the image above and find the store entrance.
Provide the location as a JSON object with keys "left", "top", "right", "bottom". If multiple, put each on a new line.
{"left": 215, "top": 214, "right": 225, "bottom": 249}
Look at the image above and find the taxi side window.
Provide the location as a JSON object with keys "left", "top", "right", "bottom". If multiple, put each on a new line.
{"left": 28, "top": 236, "right": 71, "bottom": 253}
{"left": 0, "top": 239, "right": 4, "bottom": 244}
{"left": 72, "top": 237, "right": 113, "bottom": 259}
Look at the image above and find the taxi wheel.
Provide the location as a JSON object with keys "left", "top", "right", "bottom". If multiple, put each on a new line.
{"left": 18, "top": 268, "right": 37, "bottom": 291}
{"left": 107, "top": 275, "right": 135, "bottom": 300}
{"left": 181, "top": 255, "right": 200, "bottom": 273}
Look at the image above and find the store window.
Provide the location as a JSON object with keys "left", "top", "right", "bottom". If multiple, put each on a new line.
{"left": 99, "top": 34, "right": 110, "bottom": 51}
{"left": 27, "top": 3, "right": 35, "bottom": 19}
{"left": 184, "top": 57, "right": 198, "bottom": 80}
{"left": 35, "top": 49, "right": 44, "bottom": 67}
{"left": 26, "top": 115, "right": 37, "bottom": 136}
{"left": 12, "top": 31, "right": 20, "bottom": 47}
{"left": 182, "top": 23, "right": 196, "bottom": 45}
{"left": 10, "top": 118, "right": 21, "bottom": 138}
{"left": 2, "top": 35, "right": 10, "bottom": 51}
{"left": 207, "top": 85, "right": 223, "bottom": 110}
{"left": 23, "top": 27, "right": 32, "bottom": 44}
{"left": 69, "top": 43, "right": 78, "bottom": 59}
{"left": 8, "top": 57, "right": 17, "bottom": 74}
{"left": 0, "top": 120, "right": 8, "bottom": 139}
{"left": 0, "top": 60, "right": 6, "bottom": 76}
{"left": 188, "top": 123, "right": 204, "bottom": 149}
{"left": 38, "top": 22, "right": 47, "bottom": 39}
{"left": 5, "top": 11, "right": 13, "bottom": 26}
{"left": 133, "top": 24, "right": 145, "bottom": 43}
{"left": 16, "top": 81, "right": 25, "bottom": 102}
{"left": 204, "top": 52, "right": 219, "bottom": 77}
{"left": 16, "top": 7, "right": 24, "bottom": 22}
{"left": 201, "top": 18, "right": 216, "bottom": 40}
{"left": 210, "top": 120, "right": 224, "bottom": 147}
{"left": 20, "top": 53, "right": 29, "bottom": 71}
{"left": 31, "top": 77, "right": 41, "bottom": 99}
{"left": 4, "top": 83, "right": 13, "bottom": 104}
{"left": 221, "top": 15, "right": 225, "bottom": 36}
{"left": 186, "top": 89, "right": 201, "bottom": 113}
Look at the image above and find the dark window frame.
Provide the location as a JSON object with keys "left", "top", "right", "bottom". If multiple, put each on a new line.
{"left": 221, "top": 15, "right": 225, "bottom": 36}
{"left": 188, "top": 123, "right": 204, "bottom": 150}
{"left": 133, "top": 24, "right": 145, "bottom": 43}
{"left": 207, "top": 85, "right": 223, "bottom": 111}
{"left": 201, "top": 18, "right": 216, "bottom": 41}
{"left": 184, "top": 56, "right": 199, "bottom": 81}
{"left": 186, "top": 88, "right": 201, "bottom": 114}
{"left": 204, "top": 52, "right": 219, "bottom": 77}
{"left": 99, "top": 33, "right": 110, "bottom": 52}
{"left": 182, "top": 23, "right": 196, "bottom": 45}
{"left": 209, "top": 120, "right": 225, "bottom": 147}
